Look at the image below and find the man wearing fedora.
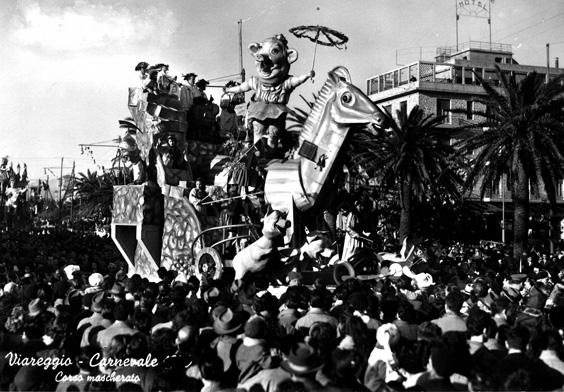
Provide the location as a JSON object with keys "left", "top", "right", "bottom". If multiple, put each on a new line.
{"left": 211, "top": 307, "right": 249, "bottom": 388}
{"left": 280, "top": 342, "right": 324, "bottom": 390}
{"left": 77, "top": 291, "right": 111, "bottom": 330}
{"left": 238, "top": 342, "right": 324, "bottom": 392}
{"left": 27, "top": 298, "right": 47, "bottom": 319}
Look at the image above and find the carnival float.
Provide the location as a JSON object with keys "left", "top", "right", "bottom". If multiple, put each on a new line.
{"left": 111, "top": 26, "right": 424, "bottom": 286}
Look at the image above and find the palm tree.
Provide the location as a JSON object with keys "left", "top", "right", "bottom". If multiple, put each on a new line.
{"left": 74, "top": 169, "right": 118, "bottom": 219}
{"left": 454, "top": 66, "right": 564, "bottom": 264}
{"left": 349, "top": 105, "right": 462, "bottom": 242}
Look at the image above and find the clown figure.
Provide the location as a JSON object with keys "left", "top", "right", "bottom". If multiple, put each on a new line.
{"left": 225, "top": 34, "right": 314, "bottom": 157}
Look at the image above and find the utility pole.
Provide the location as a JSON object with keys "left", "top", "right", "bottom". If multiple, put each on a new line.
{"left": 70, "top": 160, "right": 75, "bottom": 223}
{"left": 238, "top": 19, "right": 245, "bottom": 82}
{"left": 546, "top": 43, "right": 550, "bottom": 84}
{"left": 501, "top": 174, "right": 505, "bottom": 243}
{"left": 455, "top": 0, "right": 459, "bottom": 51}
{"left": 488, "top": 0, "right": 492, "bottom": 49}
{"left": 59, "top": 157, "right": 64, "bottom": 222}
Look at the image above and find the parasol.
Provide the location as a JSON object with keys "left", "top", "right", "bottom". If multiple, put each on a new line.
{"left": 289, "top": 25, "right": 348, "bottom": 72}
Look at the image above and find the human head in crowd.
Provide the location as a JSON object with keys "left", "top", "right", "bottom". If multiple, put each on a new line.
{"left": 150, "top": 328, "right": 177, "bottom": 362}
{"left": 505, "top": 325, "right": 530, "bottom": 352}
{"left": 309, "top": 288, "right": 332, "bottom": 312}
{"left": 307, "top": 322, "right": 337, "bottom": 359}
{"left": 445, "top": 290, "right": 465, "bottom": 313}
{"left": 467, "top": 308, "right": 492, "bottom": 341}
{"left": 113, "top": 299, "right": 134, "bottom": 322}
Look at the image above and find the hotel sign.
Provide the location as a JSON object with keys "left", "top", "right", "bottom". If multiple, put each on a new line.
{"left": 457, "top": 0, "right": 490, "bottom": 16}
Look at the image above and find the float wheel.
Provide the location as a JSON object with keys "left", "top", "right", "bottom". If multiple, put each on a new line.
{"left": 333, "top": 261, "right": 355, "bottom": 285}
{"left": 195, "top": 247, "right": 224, "bottom": 282}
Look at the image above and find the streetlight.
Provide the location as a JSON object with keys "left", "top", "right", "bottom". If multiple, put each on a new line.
{"left": 501, "top": 173, "right": 505, "bottom": 243}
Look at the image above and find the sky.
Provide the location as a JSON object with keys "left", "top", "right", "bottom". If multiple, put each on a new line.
{"left": 2, "top": 0, "right": 564, "bottom": 181}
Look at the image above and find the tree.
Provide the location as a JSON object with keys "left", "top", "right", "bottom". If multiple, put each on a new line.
{"left": 74, "top": 169, "right": 119, "bottom": 219}
{"left": 349, "top": 105, "right": 462, "bottom": 242}
{"left": 454, "top": 66, "right": 564, "bottom": 264}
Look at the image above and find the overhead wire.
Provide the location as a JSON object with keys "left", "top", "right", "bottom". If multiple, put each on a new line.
{"left": 495, "top": 10, "right": 564, "bottom": 42}
{"left": 485, "top": 3, "right": 562, "bottom": 38}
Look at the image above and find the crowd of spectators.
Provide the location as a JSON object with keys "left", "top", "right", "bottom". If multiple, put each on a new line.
{"left": 1, "top": 227, "right": 564, "bottom": 391}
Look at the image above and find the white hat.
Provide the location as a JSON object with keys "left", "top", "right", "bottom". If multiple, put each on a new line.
{"left": 63, "top": 265, "right": 80, "bottom": 280}
{"left": 88, "top": 273, "right": 104, "bottom": 287}
{"left": 376, "top": 323, "right": 400, "bottom": 347}
{"left": 3, "top": 282, "right": 17, "bottom": 294}
{"left": 415, "top": 273, "right": 434, "bottom": 289}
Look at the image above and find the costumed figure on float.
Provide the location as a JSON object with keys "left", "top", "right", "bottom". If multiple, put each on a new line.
{"left": 3, "top": 163, "right": 29, "bottom": 230}
{"left": 225, "top": 34, "right": 314, "bottom": 158}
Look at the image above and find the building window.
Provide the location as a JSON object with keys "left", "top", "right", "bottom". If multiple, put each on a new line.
{"left": 400, "top": 100, "right": 407, "bottom": 114}
{"left": 485, "top": 104, "right": 493, "bottom": 119}
{"left": 473, "top": 68, "right": 482, "bottom": 85}
{"left": 495, "top": 57, "right": 503, "bottom": 63}
{"left": 437, "top": 99, "right": 451, "bottom": 123}
{"left": 466, "top": 101, "right": 473, "bottom": 120}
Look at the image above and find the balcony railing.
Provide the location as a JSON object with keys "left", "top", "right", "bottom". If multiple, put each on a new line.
{"left": 367, "top": 61, "right": 524, "bottom": 95}
{"left": 436, "top": 41, "right": 512, "bottom": 58}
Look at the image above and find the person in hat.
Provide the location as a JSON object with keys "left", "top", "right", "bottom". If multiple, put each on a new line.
{"left": 123, "top": 148, "right": 147, "bottom": 185}
{"left": 212, "top": 307, "right": 249, "bottom": 387}
{"left": 77, "top": 291, "right": 112, "bottom": 330}
{"left": 143, "top": 67, "right": 159, "bottom": 94}
{"left": 161, "top": 134, "right": 186, "bottom": 170}
{"left": 501, "top": 273, "right": 526, "bottom": 304}
{"left": 365, "top": 323, "right": 402, "bottom": 389}
{"left": 280, "top": 342, "right": 324, "bottom": 390}
{"left": 86, "top": 273, "right": 104, "bottom": 293}
{"left": 27, "top": 298, "right": 46, "bottom": 318}
{"left": 179, "top": 72, "right": 199, "bottom": 115}
{"left": 183, "top": 72, "right": 197, "bottom": 86}
{"left": 79, "top": 295, "right": 114, "bottom": 348}
{"left": 218, "top": 84, "right": 239, "bottom": 138}
{"left": 135, "top": 61, "right": 150, "bottom": 89}
{"left": 195, "top": 79, "right": 209, "bottom": 101}
{"left": 189, "top": 178, "right": 209, "bottom": 217}
{"left": 110, "top": 282, "right": 126, "bottom": 303}
{"left": 156, "top": 64, "right": 175, "bottom": 93}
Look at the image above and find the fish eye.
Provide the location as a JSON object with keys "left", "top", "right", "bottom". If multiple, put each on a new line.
{"left": 341, "top": 92, "right": 354, "bottom": 105}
